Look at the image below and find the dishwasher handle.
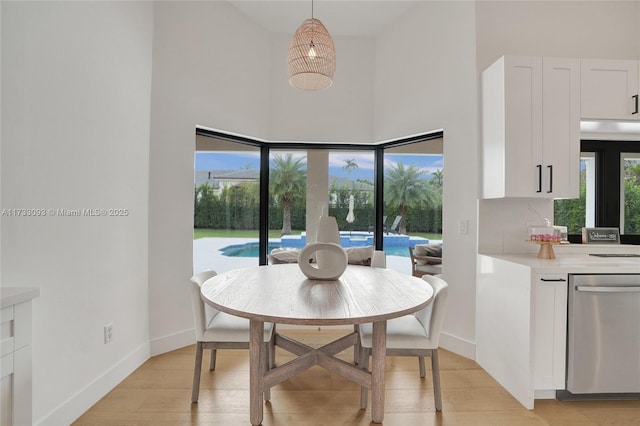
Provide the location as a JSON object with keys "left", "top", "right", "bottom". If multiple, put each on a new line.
{"left": 576, "top": 285, "right": 640, "bottom": 293}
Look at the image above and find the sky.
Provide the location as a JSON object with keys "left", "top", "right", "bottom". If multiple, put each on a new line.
{"left": 195, "top": 151, "right": 443, "bottom": 180}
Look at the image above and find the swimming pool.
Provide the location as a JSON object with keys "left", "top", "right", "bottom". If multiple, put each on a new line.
{"left": 220, "top": 233, "right": 432, "bottom": 258}
{"left": 219, "top": 242, "right": 282, "bottom": 257}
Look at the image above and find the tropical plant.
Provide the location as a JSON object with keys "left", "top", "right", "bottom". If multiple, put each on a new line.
{"left": 623, "top": 160, "right": 640, "bottom": 234}
{"left": 343, "top": 158, "right": 359, "bottom": 192}
{"left": 430, "top": 169, "right": 443, "bottom": 188}
{"left": 270, "top": 153, "right": 306, "bottom": 235}
{"left": 384, "top": 163, "right": 434, "bottom": 234}
{"left": 343, "top": 158, "right": 358, "bottom": 174}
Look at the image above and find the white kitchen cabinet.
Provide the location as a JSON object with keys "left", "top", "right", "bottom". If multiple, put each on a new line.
{"left": 482, "top": 56, "right": 580, "bottom": 199}
{"left": 477, "top": 257, "right": 569, "bottom": 409}
{"left": 476, "top": 256, "right": 536, "bottom": 408}
{"left": 581, "top": 59, "right": 639, "bottom": 120}
{"left": 1, "top": 288, "right": 39, "bottom": 426}
{"left": 533, "top": 274, "right": 568, "bottom": 391}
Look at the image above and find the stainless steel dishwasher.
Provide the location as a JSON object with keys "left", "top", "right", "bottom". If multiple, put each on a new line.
{"left": 566, "top": 274, "right": 640, "bottom": 396}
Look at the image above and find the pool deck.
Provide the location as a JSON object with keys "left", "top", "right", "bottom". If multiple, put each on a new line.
{"left": 193, "top": 237, "right": 414, "bottom": 276}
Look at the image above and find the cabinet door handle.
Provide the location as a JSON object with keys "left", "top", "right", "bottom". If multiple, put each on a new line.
{"left": 547, "top": 165, "right": 553, "bottom": 193}
{"left": 633, "top": 95, "right": 639, "bottom": 115}
{"left": 540, "top": 278, "right": 567, "bottom": 282}
{"left": 537, "top": 164, "right": 542, "bottom": 193}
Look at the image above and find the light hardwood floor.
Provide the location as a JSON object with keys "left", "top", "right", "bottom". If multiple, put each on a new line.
{"left": 73, "top": 329, "right": 640, "bottom": 425}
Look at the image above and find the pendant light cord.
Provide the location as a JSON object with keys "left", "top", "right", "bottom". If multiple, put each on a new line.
{"left": 310, "top": 0, "right": 315, "bottom": 41}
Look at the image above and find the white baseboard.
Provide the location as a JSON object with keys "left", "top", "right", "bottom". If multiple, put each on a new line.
{"left": 439, "top": 331, "right": 476, "bottom": 360}
{"left": 150, "top": 327, "right": 196, "bottom": 356}
{"left": 36, "top": 342, "right": 149, "bottom": 426}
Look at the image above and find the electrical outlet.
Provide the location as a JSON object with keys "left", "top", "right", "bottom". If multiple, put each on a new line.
{"left": 104, "top": 323, "right": 113, "bottom": 344}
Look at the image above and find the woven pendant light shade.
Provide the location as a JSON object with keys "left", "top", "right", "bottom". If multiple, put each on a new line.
{"left": 288, "top": 18, "right": 336, "bottom": 91}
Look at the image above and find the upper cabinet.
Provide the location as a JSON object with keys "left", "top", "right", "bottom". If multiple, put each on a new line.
{"left": 482, "top": 56, "right": 580, "bottom": 199}
{"left": 581, "top": 59, "right": 639, "bottom": 120}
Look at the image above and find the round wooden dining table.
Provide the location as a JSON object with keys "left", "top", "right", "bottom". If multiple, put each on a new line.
{"left": 200, "top": 263, "right": 434, "bottom": 425}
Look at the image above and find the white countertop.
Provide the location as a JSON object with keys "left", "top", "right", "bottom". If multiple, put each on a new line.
{"left": 481, "top": 242, "right": 640, "bottom": 273}
{"left": 1, "top": 287, "right": 40, "bottom": 308}
{"left": 481, "top": 251, "right": 640, "bottom": 274}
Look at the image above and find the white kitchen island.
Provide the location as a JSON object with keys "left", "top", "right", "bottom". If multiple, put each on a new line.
{"left": 476, "top": 246, "right": 640, "bottom": 409}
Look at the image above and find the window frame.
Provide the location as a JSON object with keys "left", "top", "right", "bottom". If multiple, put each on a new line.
{"left": 195, "top": 127, "right": 444, "bottom": 264}
{"left": 576, "top": 139, "right": 640, "bottom": 245}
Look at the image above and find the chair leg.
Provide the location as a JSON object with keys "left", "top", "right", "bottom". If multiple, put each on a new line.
{"left": 359, "top": 347, "right": 370, "bottom": 409}
{"left": 431, "top": 349, "right": 443, "bottom": 411}
{"left": 191, "top": 342, "right": 204, "bottom": 403}
{"left": 353, "top": 324, "right": 360, "bottom": 364}
{"left": 418, "top": 355, "right": 426, "bottom": 378}
{"left": 209, "top": 349, "right": 217, "bottom": 370}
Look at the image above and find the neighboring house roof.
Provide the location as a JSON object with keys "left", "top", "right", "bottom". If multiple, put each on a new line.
{"left": 329, "top": 176, "right": 373, "bottom": 191}
{"left": 195, "top": 169, "right": 259, "bottom": 189}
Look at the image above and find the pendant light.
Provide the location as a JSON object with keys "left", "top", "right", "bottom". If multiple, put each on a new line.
{"left": 287, "top": 0, "right": 336, "bottom": 91}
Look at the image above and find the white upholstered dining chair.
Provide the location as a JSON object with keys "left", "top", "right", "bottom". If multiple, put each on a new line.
{"left": 358, "top": 274, "right": 448, "bottom": 411}
{"left": 188, "top": 270, "right": 276, "bottom": 403}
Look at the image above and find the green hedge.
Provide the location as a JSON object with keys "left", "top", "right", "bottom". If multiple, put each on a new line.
{"left": 195, "top": 183, "right": 442, "bottom": 234}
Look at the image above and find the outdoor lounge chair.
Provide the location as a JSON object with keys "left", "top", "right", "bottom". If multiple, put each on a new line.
{"left": 387, "top": 215, "right": 402, "bottom": 234}
{"left": 368, "top": 216, "right": 387, "bottom": 233}
{"left": 409, "top": 244, "right": 443, "bottom": 276}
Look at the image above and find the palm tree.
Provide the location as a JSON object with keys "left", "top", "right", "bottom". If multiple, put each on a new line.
{"left": 431, "top": 169, "right": 443, "bottom": 188}
{"left": 385, "top": 163, "right": 434, "bottom": 235}
{"left": 343, "top": 158, "right": 358, "bottom": 174}
{"left": 343, "top": 158, "right": 359, "bottom": 192}
{"left": 270, "top": 153, "right": 306, "bottom": 236}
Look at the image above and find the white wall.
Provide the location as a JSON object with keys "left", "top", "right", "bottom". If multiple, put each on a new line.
{"left": 476, "top": 0, "right": 640, "bottom": 71}
{"left": 1, "top": 2, "right": 153, "bottom": 424}
{"left": 148, "top": 1, "right": 273, "bottom": 354}
{"left": 373, "top": 1, "right": 479, "bottom": 357}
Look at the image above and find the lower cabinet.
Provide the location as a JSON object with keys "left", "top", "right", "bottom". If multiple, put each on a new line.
{"left": 477, "top": 256, "right": 568, "bottom": 408}
{"left": 533, "top": 274, "right": 568, "bottom": 391}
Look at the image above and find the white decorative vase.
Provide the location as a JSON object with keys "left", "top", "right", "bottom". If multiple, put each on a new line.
{"left": 315, "top": 215, "right": 341, "bottom": 269}
{"left": 298, "top": 242, "right": 348, "bottom": 280}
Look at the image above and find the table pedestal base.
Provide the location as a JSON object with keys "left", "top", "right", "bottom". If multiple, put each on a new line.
{"left": 249, "top": 320, "right": 387, "bottom": 425}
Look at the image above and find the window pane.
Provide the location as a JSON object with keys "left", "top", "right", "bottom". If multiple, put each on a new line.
{"left": 194, "top": 137, "right": 261, "bottom": 274}
{"left": 327, "top": 151, "right": 374, "bottom": 236}
{"left": 621, "top": 153, "right": 640, "bottom": 235}
{"left": 383, "top": 139, "right": 443, "bottom": 275}
{"left": 270, "top": 151, "right": 308, "bottom": 248}
{"left": 554, "top": 154, "right": 594, "bottom": 234}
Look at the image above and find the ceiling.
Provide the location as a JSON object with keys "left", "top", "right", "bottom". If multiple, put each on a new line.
{"left": 227, "top": 1, "right": 420, "bottom": 37}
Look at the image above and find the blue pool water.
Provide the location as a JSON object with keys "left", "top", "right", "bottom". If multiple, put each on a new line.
{"left": 220, "top": 233, "right": 431, "bottom": 258}
{"left": 220, "top": 242, "right": 282, "bottom": 257}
